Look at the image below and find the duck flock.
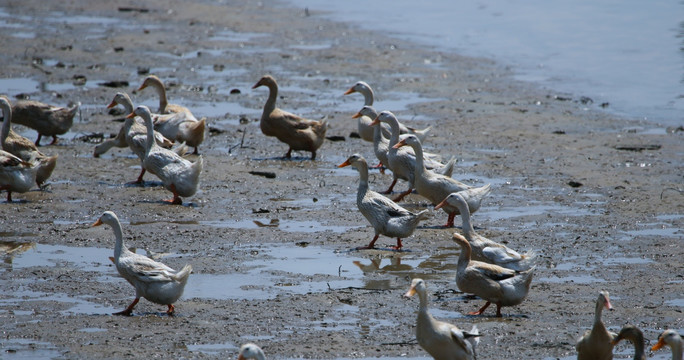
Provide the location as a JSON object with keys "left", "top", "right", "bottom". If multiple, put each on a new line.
{"left": 1, "top": 73, "right": 681, "bottom": 360}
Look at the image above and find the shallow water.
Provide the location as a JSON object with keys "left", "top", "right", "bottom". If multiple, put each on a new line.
{"left": 286, "top": 0, "right": 684, "bottom": 127}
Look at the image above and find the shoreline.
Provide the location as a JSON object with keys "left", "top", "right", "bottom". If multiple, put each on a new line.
{"left": 0, "top": 0, "right": 682, "bottom": 359}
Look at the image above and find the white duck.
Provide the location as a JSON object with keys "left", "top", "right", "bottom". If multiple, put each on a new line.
{"left": 452, "top": 233, "right": 535, "bottom": 317}
{"left": 652, "top": 330, "right": 683, "bottom": 360}
{"left": 338, "top": 154, "right": 429, "bottom": 250}
{"left": 352, "top": 105, "right": 389, "bottom": 169}
{"left": 94, "top": 92, "right": 174, "bottom": 158}
{"left": 137, "top": 75, "right": 206, "bottom": 154}
{"left": 0, "top": 150, "right": 37, "bottom": 202}
{"left": 238, "top": 343, "right": 266, "bottom": 360}
{"left": 0, "top": 96, "right": 57, "bottom": 187}
{"left": 404, "top": 278, "right": 479, "bottom": 360}
{"left": 343, "top": 81, "right": 430, "bottom": 142}
{"left": 370, "top": 111, "right": 454, "bottom": 200}
{"left": 128, "top": 106, "right": 203, "bottom": 204}
{"left": 395, "top": 134, "right": 491, "bottom": 227}
{"left": 611, "top": 325, "right": 646, "bottom": 360}
{"left": 92, "top": 211, "right": 192, "bottom": 315}
{"left": 98, "top": 93, "right": 186, "bottom": 184}
{"left": 576, "top": 291, "right": 615, "bottom": 360}
{"left": 436, "top": 192, "right": 535, "bottom": 271}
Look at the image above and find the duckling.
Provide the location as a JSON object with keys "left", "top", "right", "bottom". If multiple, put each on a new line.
{"left": 253, "top": 75, "right": 327, "bottom": 160}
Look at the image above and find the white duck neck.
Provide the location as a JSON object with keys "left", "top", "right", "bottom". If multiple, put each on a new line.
{"left": 0, "top": 101, "right": 12, "bottom": 147}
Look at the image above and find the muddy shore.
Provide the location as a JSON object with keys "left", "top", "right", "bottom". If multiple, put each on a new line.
{"left": 0, "top": 0, "right": 682, "bottom": 359}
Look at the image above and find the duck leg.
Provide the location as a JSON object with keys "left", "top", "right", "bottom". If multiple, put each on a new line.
{"left": 50, "top": 135, "right": 59, "bottom": 145}
{"left": 468, "top": 301, "right": 491, "bottom": 316}
{"left": 392, "top": 188, "right": 413, "bottom": 202}
{"left": 283, "top": 147, "right": 293, "bottom": 159}
{"left": 444, "top": 212, "right": 456, "bottom": 227}
{"left": 193, "top": 147, "right": 199, "bottom": 155}
{"left": 392, "top": 238, "right": 404, "bottom": 250}
{"left": 34, "top": 134, "right": 42, "bottom": 146}
{"left": 382, "top": 176, "right": 398, "bottom": 194}
{"left": 1, "top": 186, "right": 12, "bottom": 202}
{"left": 166, "top": 304, "right": 175, "bottom": 315}
{"left": 356, "top": 234, "right": 380, "bottom": 250}
{"left": 163, "top": 184, "right": 183, "bottom": 205}
{"left": 114, "top": 298, "right": 139, "bottom": 316}
{"left": 495, "top": 302, "right": 503, "bottom": 317}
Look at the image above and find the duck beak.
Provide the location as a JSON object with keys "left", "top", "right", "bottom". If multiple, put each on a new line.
{"left": 106, "top": 100, "right": 117, "bottom": 109}
{"left": 434, "top": 198, "right": 449, "bottom": 210}
{"left": 343, "top": 88, "right": 355, "bottom": 95}
{"left": 404, "top": 286, "right": 417, "bottom": 298}
{"left": 125, "top": 112, "right": 136, "bottom": 119}
{"left": 605, "top": 299, "right": 613, "bottom": 311}
{"left": 136, "top": 84, "right": 147, "bottom": 92}
{"left": 392, "top": 139, "right": 407, "bottom": 149}
{"left": 651, "top": 337, "right": 666, "bottom": 351}
{"left": 351, "top": 112, "right": 362, "bottom": 119}
{"left": 369, "top": 118, "right": 380, "bottom": 127}
{"left": 251, "top": 80, "right": 262, "bottom": 89}
{"left": 92, "top": 219, "right": 103, "bottom": 227}
{"left": 337, "top": 160, "right": 352, "bottom": 168}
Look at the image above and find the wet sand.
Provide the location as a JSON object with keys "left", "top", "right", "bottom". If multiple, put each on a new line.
{"left": 0, "top": 0, "right": 682, "bottom": 359}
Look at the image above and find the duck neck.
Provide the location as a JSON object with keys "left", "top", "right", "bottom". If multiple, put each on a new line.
{"left": 593, "top": 298, "right": 605, "bottom": 325}
{"left": 408, "top": 142, "right": 426, "bottom": 177}
{"left": 355, "top": 161, "right": 370, "bottom": 200}
{"left": 459, "top": 203, "right": 475, "bottom": 237}
{"left": 417, "top": 288, "right": 430, "bottom": 314}
{"left": 631, "top": 336, "right": 645, "bottom": 360}
{"left": 456, "top": 240, "right": 472, "bottom": 270}
{"left": 150, "top": 80, "right": 169, "bottom": 113}
{"left": 110, "top": 218, "right": 126, "bottom": 263}
{"left": 141, "top": 112, "right": 156, "bottom": 155}
{"left": 262, "top": 81, "right": 278, "bottom": 115}
{"left": 360, "top": 87, "right": 374, "bottom": 106}
{"left": 384, "top": 118, "right": 401, "bottom": 147}
{"left": 0, "top": 101, "right": 12, "bottom": 146}
{"left": 671, "top": 338, "right": 683, "bottom": 360}
{"left": 120, "top": 95, "right": 134, "bottom": 114}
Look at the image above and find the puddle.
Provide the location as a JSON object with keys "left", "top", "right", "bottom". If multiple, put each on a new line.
{"left": 665, "top": 299, "right": 684, "bottom": 307}
{"left": 480, "top": 201, "right": 591, "bottom": 222}
{"left": 538, "top": 274, "right": 606, "bottom": 284}
{"left": 208, "top": 29, "right": 268, "bottom": 43}
{"left": 0, "top": 78, "right": 39, "bottom": 94}
{"left": 6, "top": 243, "right": 112, "bottom": 272}
{"left": 0, "top": 338, "right": 63, "bottom": 359}
{"left": 0, "top": 288, "right": 118, "bottom": 315}
{"left": 78, "top": 327, "right": 107, "bottom": 333}
{"left": 622, "top": 226, "right": 681, "bottom": 238}
{"left": 187, "top": 341, "right": 238, "bottom": 355}
{"left": 601, "top": 257, "right": 653, "bottom": 265}
{"left": 199, "top": 219, "right": 359, "bottom": 233}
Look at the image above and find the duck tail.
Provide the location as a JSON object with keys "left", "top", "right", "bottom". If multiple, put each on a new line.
{"left": 416, "top": 209, "right": 431, "bottom": 221}
{"left": 36, "top": 154, "right": 58, "bottom": 186}
{"left": 407, "top": 125, "right": 431, "bottom": 143}
{"left": 465, "top": 325, "right": 480, "bottom": 349}
{"left": 173, "top": 264, "right": 193, "bottom": 283}
{"left": 435, "top": 156, "right": 457, "bottom": 178}
{"left": 172, "top": 142, "right": 189, "bottom": 156}
{"left": 315, "top": 119, "right": 328, "bottom": 137}
{"left": 186, "top": 118, "right": 206, "bottom": 147}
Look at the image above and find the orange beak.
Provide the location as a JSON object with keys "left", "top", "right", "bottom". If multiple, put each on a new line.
{"left": 343, "top": 87, "right": 355, "bottom": 95}
{"left": 125, "top": 112, "right": 136, "bottom": 119}
{"left": 106, "top": 100, "right": 117, "bottom": 109}
{"left": 392, "top": 138, "right": 407, "bottom": 149}
{"left": 651, "top": 337, "right": 666, "bottom": 351}
{"left": 434, "top": 198, "right": 449, "bottom": 210}
{"left": 337, "top": 159, "right": 352, "bottom": 168}
{"left": 404, "top": 286, "right": 417, "bottom": 298}
{"left": 92, "top": 219, "right": 103, "bottom": 227}
{"left": 136, "top": 83, "right": 147, "bottom": 92}
{"left": 369, "top": 118, "right": 380, "bottom": 127}
{"left": 351, "top": 111, "right": 362, "bottom": 119}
